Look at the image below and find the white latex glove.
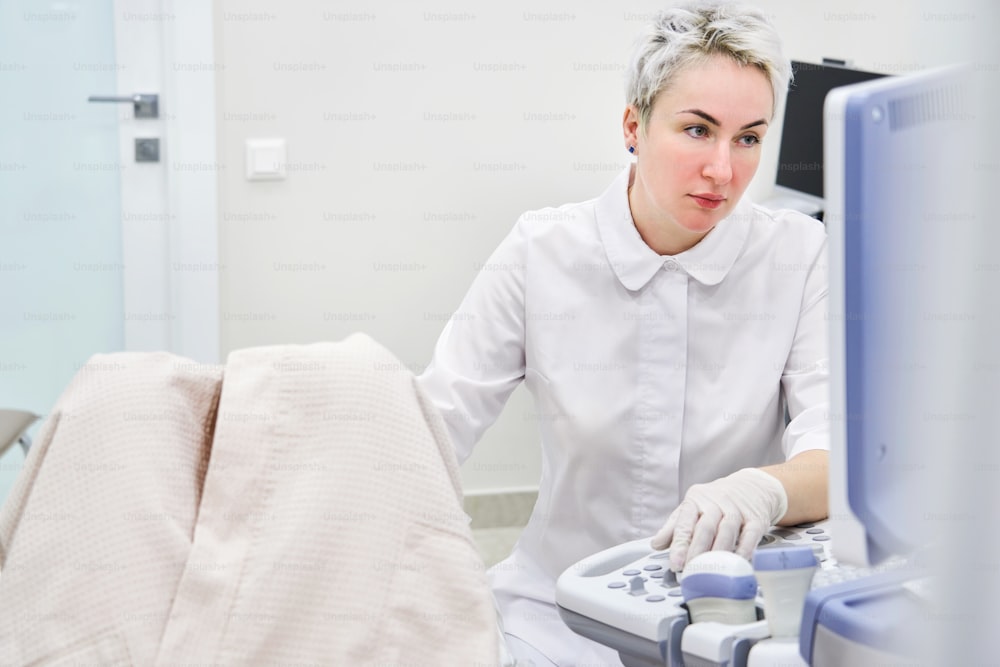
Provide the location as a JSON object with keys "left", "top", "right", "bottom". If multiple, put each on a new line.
{"left": 651, "top": 467, "right": 788, "bottom": 572}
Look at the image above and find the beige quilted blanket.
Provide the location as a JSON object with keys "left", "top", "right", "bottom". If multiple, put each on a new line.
{"left": 0, "top": 334, "right": 498, "bottom": 665}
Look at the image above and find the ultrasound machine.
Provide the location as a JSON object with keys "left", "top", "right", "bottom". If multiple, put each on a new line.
{"left": 556, "top": 63, "right": 972, "bottom": 667}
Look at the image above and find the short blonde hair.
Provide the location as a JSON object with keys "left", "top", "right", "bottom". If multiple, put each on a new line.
{"left": 625, "top": 1, "right": 791, "bottom": 131}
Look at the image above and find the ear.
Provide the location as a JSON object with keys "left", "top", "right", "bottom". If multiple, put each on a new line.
{"left": 622, "top": 105, "right": 641, "bottom": 153}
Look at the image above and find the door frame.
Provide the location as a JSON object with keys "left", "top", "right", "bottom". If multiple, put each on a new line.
{"left": 114, "top": 0, "right": 220, "bottom": 363}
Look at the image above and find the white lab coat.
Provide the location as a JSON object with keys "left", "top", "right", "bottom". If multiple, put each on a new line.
{"left": 417, "top": 164, "right": 830, "bottom": 666}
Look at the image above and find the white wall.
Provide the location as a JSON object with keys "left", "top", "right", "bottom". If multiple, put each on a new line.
{"left": 212, "top": 0, "right": 994, "bottom": 495}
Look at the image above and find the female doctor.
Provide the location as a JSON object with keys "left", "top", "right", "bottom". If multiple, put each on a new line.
{"left": 417, "top": 2, "right": 829, "bottom": 664}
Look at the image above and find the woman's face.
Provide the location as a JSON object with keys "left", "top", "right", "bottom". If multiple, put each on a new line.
{"left": 624, "top": 55, "right": 774, "bottom": 247}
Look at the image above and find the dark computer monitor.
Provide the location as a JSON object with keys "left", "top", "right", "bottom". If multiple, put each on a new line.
{"left": 772, "top": 61, "right": 886, "bottom": 215}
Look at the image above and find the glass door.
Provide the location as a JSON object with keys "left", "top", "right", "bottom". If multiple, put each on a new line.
{"left": 0, "top": 0, "right": 124, "bottom": 501}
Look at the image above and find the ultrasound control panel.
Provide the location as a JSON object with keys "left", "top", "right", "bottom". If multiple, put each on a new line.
{"left": 555, "top": 523, "right": 835, "bottom": 667}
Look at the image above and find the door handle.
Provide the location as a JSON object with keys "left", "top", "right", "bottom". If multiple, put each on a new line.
{"left": 87, "top": 93, "right": 158, "bottom": 119}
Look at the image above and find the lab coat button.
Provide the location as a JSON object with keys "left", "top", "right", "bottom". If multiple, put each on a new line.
{"left": 663, "top": 260, "right": 679, "bottom": 271}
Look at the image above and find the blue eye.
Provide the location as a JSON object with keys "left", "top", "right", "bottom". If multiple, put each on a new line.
{"left": 685, "top": 125, "right": 708, "bottom": 138}
{"left": 738, "top": 134, "right": 761, "bottom": 147}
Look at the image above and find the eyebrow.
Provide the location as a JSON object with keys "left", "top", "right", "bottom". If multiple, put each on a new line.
{"left": 679, "top": 108, "right": 768, "bottom": 131}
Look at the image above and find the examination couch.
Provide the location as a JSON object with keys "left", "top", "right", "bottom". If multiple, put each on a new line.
{"left": 0, "top": 334, "right": 501, "bottom": 664}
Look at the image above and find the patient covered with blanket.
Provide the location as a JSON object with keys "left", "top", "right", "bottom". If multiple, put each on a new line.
{"left": 0, "top": 334, "right": 502, "bottom": 666}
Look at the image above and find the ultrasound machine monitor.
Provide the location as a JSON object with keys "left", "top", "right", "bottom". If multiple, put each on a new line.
{"left": 802, "top": 64, "right": 972, "bottom": 667}
{"left": 824, "top": 64, "right": 971, "bottom": 569}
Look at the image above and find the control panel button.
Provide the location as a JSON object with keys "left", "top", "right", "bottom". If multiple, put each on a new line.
{"left": 628, "top": 576, "right": 648, "bottom": 596}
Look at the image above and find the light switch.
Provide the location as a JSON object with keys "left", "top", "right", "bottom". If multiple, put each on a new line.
{"left": 245, "top": 138, "right": 286, "bottom": 180}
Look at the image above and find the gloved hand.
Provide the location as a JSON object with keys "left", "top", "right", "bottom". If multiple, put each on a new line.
{"left": 651, "top": 467, "right": 788, "bottom": 572}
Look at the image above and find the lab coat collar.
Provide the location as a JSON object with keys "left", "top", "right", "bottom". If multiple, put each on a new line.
{"left": 596, "top": 164, "right": 750, "bottom": 290}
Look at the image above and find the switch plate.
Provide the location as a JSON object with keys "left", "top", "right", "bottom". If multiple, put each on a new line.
{"left": 245, "top": 138, "right": 286, "bottom": 180}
